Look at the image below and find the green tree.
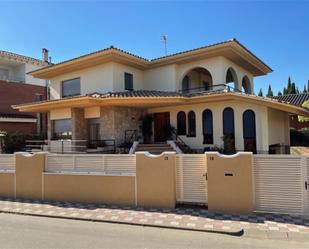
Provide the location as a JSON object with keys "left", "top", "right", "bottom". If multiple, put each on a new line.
{"left": 290, "top": 82, "right": 297, "bottom": 94}
{"left": 303, "top": 85, "right": 307, "bottom": 93}
{"left": 283, "top": 87, "right": 287, "bottom": 95}
{"left": 258, "top": 88, "right": 263, "bottom": 97}
{"left": 266, "top": 85, "right": 273, "bottom": 97}
{"left": 287, "top": 76, "right": 292, "bottom": 94}
{"left": 277, "top": 91, "right": 282, "bottom": 96}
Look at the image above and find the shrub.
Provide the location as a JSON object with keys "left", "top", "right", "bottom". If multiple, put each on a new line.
{"left": 290, "top": 129, "right": 309, "bottom": 146}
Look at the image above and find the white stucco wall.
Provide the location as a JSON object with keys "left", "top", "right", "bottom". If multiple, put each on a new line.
{"left": 25, "top": 63, "right": 46, "bottom": 86}
{"left": 49, "top": 63, "right": 114, "bottom": 99}
{"left": 144, "top": 64, "right": 178, "bottom": 91}
{"left": 148, "top": 101, "right": 273, "bottom": 153}
{"left": 112, "top": 62, "right": 144, "bottom": 91}
{"left": 48, "top": 54, "right": 256, "bottom": 98}
{"left": 268, "top": 108, "right": 290, "bottom": 146}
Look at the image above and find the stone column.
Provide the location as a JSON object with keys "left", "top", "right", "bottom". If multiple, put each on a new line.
{"left": 99, "top": 107, "right": 116, "bottom": 141}
{"left": 47, "top": 112, "right": 52, "bottom": 140}
{"left": 72, "top": 108, "right": 87, "bottom": 140}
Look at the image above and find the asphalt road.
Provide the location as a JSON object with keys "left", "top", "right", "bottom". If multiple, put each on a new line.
{"left": 0, "top": 213, "right": 308, "bottom": 249}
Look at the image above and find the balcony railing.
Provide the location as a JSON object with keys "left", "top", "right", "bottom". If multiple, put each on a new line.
{"left": 25, "top": 139, "right": 116, "bottom": 154}
{"left": 179, "top": 84, "right": 242, "bottom": 94}
{"left": 0, "top": 75, "right": 25, "bottom": 83}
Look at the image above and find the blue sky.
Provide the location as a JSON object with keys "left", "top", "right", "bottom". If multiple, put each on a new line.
{"left": 0, "top": 1, "right": 308, "bottom": 94}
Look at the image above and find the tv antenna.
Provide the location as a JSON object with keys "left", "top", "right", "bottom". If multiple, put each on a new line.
{"left": 161, "top": 35, "right": 168, "bottom": 56}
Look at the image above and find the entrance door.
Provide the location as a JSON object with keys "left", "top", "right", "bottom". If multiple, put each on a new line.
{"left": 154, "top": 112, "right": 170, "bottom": 142}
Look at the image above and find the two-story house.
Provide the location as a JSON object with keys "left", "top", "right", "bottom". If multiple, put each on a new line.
{"left": 0, "top": 49, "right": 49, "bottom": 135}
{"left": 14, "top": 39, "right": 309, "bottom": 153}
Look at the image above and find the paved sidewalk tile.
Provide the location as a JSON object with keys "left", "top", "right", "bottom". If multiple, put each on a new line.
{"left": 0, "top": 198, "right": 308, "bottom": 235}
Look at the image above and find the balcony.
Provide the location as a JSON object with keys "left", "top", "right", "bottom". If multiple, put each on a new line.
{"left": 179, "top": 84, "right": 242, "bottom": 95}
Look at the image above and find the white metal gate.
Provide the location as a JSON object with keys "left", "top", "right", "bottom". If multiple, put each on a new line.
{"left": 253, "top": 155, "right": 309, "bottom": 215}
{"left": 176, "top": 154, "right": 207, "bottom": 204}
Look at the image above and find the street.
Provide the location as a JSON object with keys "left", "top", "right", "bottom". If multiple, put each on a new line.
{"left": 0, "top": 213, "right": 308, "bottom": 249}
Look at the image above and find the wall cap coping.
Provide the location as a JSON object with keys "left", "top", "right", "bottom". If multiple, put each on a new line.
{"left": 205, "top": 152, "right": 253, "bottom": 158}
{"left": 135, "top": 151, "right": 176, "bottom": 158}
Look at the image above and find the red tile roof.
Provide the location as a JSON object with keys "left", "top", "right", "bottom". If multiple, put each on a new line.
{"left": 272, "top": 93, "right": 309, "bottom": 107}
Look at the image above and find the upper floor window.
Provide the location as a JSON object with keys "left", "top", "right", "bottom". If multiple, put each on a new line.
{"left": 62, "top": 78, "right": 80, "bottom": 98}
{"left": 124, "top": 72, "right": 133, "bottom": 91}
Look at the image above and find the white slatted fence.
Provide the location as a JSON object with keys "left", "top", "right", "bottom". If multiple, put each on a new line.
{"left": 253, "top": 155, "right": 306, "bottom": 214}
{"left": 0, "top": 154, "right": 15, "bottom": 171}
{"left": 46, "top": 154, "right": 136, "bottom": 175}
{"left": 176, "top": 154, "right": 207, "bottom": 204}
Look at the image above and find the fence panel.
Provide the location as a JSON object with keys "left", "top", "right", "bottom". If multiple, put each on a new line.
{"left": 253, "top": 155, "right": 305, "bottom": 214}
{"left": 176, "top": 154, "right": 207, "bottom": 204}
{"left": 46, "top": 154, "right": 136, "bottom": 175}
{"left": 104, "top": 155, "right": 136, "bottom": 174}
{"left": 0, "top": 154, "right": 15, "bottom": 171}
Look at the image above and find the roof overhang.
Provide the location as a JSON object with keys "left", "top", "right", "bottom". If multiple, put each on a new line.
{"left": 29, "top": 40, "right": 272, "bottom": 79}
{"left": 13, "top": 92, "right": 308, "bottom": 116}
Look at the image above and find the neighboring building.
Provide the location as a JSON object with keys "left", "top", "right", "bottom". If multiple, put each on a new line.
{"left": 14, "top": 39, "right": 309, "bottom": 154}
{"left": 273, "top": 93, "right": 309, "bottom": 130}
{"left": 0, "top": 49, "right": 49, "bottom": 86}
{"left": 0, "top": 49, "right": 49, "bottom": 135}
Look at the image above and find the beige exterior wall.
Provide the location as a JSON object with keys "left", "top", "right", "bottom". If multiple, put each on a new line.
{"left": 50, "top": 108, "right": 72, "bottom": 120}
{"left": 268, "top": 108, "right": 290, "bottom": 145}
{"left": 136, "top": 152, "right": 176, "bottom": 208}
{"left": 44, "top": 174, "right": 135, "bottom": 205}
{"left": 206, "top": 152, "right": 254, "bottom": 214}
{"left": 0, "top": 172, "right": 15, "bottom": 197}
{"left": 148, "top": 100, "right": 269, "bottom": 152}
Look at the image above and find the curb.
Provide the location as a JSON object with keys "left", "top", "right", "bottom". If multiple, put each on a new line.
{"left": 0, "top": 210, "right": 244, "bottom": 237}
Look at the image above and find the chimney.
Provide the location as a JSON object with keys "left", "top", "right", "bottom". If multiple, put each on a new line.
{"left": 42, "top": 48, "right": 49, "bottom": 63}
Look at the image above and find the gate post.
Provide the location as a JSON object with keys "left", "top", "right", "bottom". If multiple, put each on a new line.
{"left": 15, "top": 152, "right": 46, "bottom": 200}
{"left": 135, "top": 152, "right": 176, "bottom": 209}
{"left": 206, "top": 152, "right": 254, "bottom": 214}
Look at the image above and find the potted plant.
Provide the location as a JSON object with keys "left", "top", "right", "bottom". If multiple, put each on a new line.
{"left": 140, "top": 114, "right": 153, "bottom": 144}
{"left": 222, "top": 134, "right": 236, "bottom": 155}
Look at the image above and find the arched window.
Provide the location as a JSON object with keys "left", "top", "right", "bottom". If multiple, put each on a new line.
{"left": 222, "top": 107, "right": 235, "bottom": 153}
{"left": 223, "top": 107, "right": 235, "bottom": 135}
{"left": 188, "top": 111, "right": 196, "bottom": 137}
{"left": 181, "top": 68, "right": 213, "bottom": 93}
{"left": 242, "top": 76, "right": 251, "bottom": 94}
{"left": 177, "top": 111, "right": 186, "bottom": 135}
{"left": 243, "top": 110, "right": 256, "bottom": 153}
{"left": 226, "top": 67, "right": 238, "bottom": 92}
{"left": 202, "top": 109, "right": 213, "bottom": 144}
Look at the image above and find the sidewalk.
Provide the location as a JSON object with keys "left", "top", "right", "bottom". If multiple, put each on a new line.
{"left": 0, "top": 197, "right": 308, "bottom": 238}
